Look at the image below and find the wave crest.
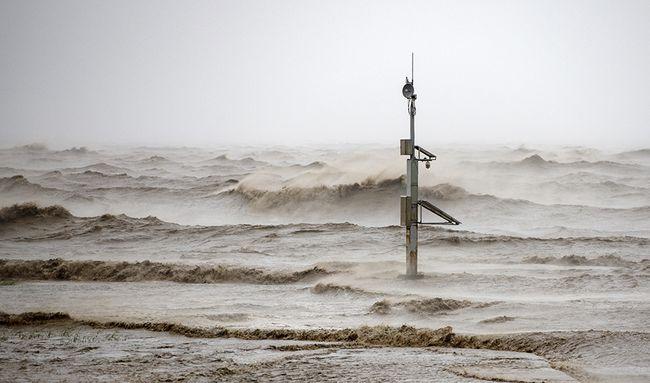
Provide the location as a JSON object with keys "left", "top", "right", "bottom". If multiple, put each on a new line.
{"left": 230, "top": 177, "right": 404, "bottom": 208}
{"left": 0, "top": 203, "right": 71, "bottom": 223}
{"left": 310, "top": 283, "right": 377, "bottom": 295}
{"left": 369, "top": 298, "right": 493, "bottom": 315}
{"left": 0, "top": 259, "right": 331, "bottom": 284}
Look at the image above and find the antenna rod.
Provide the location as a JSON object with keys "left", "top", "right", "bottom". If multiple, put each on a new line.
{"left": 411, "top": 52, "right": 414, "bottom": 84}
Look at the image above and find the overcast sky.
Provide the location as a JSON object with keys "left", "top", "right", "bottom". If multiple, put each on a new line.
{"left": 1, "top": 0, "right": 648, "bottom": 148}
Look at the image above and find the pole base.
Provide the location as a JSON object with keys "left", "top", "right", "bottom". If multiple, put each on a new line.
{"left": 397, "top": 273, "right": 425, "bottom": 280}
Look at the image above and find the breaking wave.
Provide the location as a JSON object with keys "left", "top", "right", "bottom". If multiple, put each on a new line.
{"left": 227, "top": 177, "right": 472, "bottom": 207}
{"left": 0, "top": 203, "right": 71, "bottom": 223}
{"left": 228, "top": 177, "right": 404, "bottom": 208}
{"left": 0, "top": 311, "right": 456, "bottom": 346}
{"left": 310, "top": 283, "right": 378, "bottom": 296}
{"left": 0, "top": 259, "right": 331, "bottom": 284}
{"left": 0, "top": 311, "right": 71, "bottom": 325}
{"left": 369, "top": 298, "right": 496, "bottom": 315}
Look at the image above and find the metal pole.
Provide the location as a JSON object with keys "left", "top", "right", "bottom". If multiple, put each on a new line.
{"left": 400, "top": 53, "right": 421, "bottom": 279}
{"left": 406, "top": 97, "right": 418, "bottom": 278}
{"left": 400, "top": 54, "right": 460, "bottom": 278}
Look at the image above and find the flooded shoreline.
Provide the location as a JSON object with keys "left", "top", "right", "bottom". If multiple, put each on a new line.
{"left": 1, "top": 144, "right": 649, "bottom": 382}
{"left": 2, "top": 310, "right": 648, "bottom": 382}
{"left": 0, "top": 321, "right": 580, "bottom": 382}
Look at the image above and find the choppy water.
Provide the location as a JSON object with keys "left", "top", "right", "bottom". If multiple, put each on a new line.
{"left": 0, "top": 323, "right": 579, "bottom": 382}
{"left": 0, "top": 143, "right": 649, "bottom": 382}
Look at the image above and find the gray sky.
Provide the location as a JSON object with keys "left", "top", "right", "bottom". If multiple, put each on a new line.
{"left": 1, "top": 0, "right": 648, "bottom": 148}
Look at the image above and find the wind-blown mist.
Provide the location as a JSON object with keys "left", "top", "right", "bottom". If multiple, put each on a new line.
{"left": 1, "top": 144, "right": 648, "bottom": 236}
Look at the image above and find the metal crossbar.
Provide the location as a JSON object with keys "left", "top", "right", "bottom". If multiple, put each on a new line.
{"left": 417, "top": 200, "right": 461, "bottom": 225}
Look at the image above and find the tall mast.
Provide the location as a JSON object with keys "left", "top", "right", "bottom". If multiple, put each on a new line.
{"left": 400, "top": 54, "right": 461, "bottom": 279}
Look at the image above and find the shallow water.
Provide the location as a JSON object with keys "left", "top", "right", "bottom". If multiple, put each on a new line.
{"left": 0, "top": 280, "right": 648, "bottom": 334}
{"left": 0, "top": 324, "right": 579, "bottom": 382}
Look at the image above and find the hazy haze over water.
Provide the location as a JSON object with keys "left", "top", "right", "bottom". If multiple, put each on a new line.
{"left": 1, "top": 0, "right": 649, "bottom": 148}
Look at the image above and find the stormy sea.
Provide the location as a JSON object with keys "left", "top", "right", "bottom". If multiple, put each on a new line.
{"left": 0, "top": 143, "right": 648, "bottom": 382}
